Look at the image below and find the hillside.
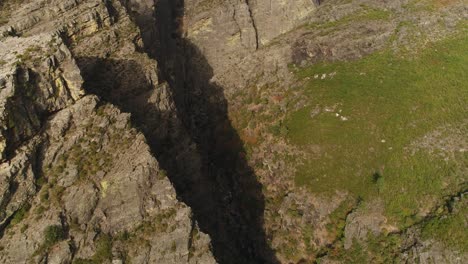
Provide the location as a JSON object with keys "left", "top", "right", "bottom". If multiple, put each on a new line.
{"left": 0, "top": 0, "right": 466, "bottom": 263}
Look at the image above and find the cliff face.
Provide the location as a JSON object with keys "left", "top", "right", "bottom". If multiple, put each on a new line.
{"left": 1, "top": 0, "right": 467, "bottom": 263}
{"left": 0, "top": 1, "right": 215, "bottom": 263}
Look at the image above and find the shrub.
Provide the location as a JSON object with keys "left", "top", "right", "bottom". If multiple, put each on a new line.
{"left": 372, "top": 172, "right": 384, "bottom": 192}
{"left": 171, "top": 241, "right": 177, "bottom": 252}
{"left": 40, "top": 187, "right": 49, "bottom": 202}
{"left": 44, "top": 225, "right": 65, "bottom": 248}
{"left": 35, "top": 205, "right": 46, "bottom": 215}
{"left": 93, "top": 234, "right": 113, "bottom": 263}
{"left": 269, "top": 121, "right": 288, "bottom": 137}
{"left": 20, "top": 224, "right": 28, "bottom": 233}
{"left": 36, "top": 175, "right": 47, "bottom": 187}
{"left": 9, "top": 203, "right": 31, "bottom": 226}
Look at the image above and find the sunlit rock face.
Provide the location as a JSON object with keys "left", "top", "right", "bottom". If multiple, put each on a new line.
{"left": 0, "top": 1, "right": 214, "bottom": 263}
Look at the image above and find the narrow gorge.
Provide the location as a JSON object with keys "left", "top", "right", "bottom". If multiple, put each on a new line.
{"left": 80, "top": 0, "right": 278, "bottom": 262}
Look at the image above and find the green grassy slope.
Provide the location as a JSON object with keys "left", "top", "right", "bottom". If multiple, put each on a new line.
{"left": 286, "top": 34, "right": 467, "bottom": 226}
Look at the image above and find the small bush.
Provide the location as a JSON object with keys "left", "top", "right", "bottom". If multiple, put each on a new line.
{"left": 20, "top": 224, "right": 28, "bottom": 233}
{"left": 40, "top": 188, "right": 49, "bottom": 202}
{"left": 269, "top": 122, "right": 289, "bottom": 137}
{"left": 9, "top": 203, "right": 31, "bottom": 227}
{"left": 35, "top": 205, "right": 46, "bottom": 215}
{"left": 50, "top": 186, "right": 65, "bottom": 205}
{"left": 372, "top": 172, "right": 382, "bottom": 183}
{"left": 115, "top": 231, "right": 131, "bottom": 241}
{"left": 44, "top": 225, "right": 65, "bottom": 248}
{"left": 372, "top": 172, "right": 384, "bottom": 192}
{"left": 159, "top": 169, "right": 167, "bottom": 179}
{"left": 93, "top": 234, "right": 113, "bottom": 263}
{"left": 36, "top": 175, "right": 47, "bottom": 187}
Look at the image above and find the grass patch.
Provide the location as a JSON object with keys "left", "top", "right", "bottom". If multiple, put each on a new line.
{"left": 326, "top": 198, "right": 357, "bottom": 239}
{"left": 44, "top": 225, "right": 65, "bottom": 246}
{"left": 421, "top": 196, "right": 468, "bottom": 252}
{"left": 8, "top": 203, "right": 31, "bottom": 227}
{"left": 93, "top": 234, "right": 113, "bottom": 263}
{"left": 285, "top": 34, "right": 468, "bottom": 226}
{"left": 72, "top": 234, "right": 113, "bottom": 264}
{"left": 34, "top": 225, "right": 66, "bottom": 256}
{"left": 327, "top": 232, "right": 403, "bottom": 263}
{"left": 308, "top": 6, "right": 392, "bottom": 30}
{"left": 328, "top": 239, "right": 369, "bottom": 264}
{"left": 404, "top": 0, "right": 457, "bottom": 12}
{"left": 0, "top": 0, "right": 19, "bottom": 27}
{"left": 14, "top": 45, "right": 42, "bottom": 64}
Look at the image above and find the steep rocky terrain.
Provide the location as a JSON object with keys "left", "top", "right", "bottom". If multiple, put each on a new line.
{"left": 0, "top": 0, "right": 467, "bottom": 263}
{"left": 0, "top": 1, "right": 214, "bottom": 263}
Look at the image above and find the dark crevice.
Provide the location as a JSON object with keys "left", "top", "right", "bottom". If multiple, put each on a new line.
{"left": 104, "top": 0, "right": 119, "bottom": 23}
{"left": 3, "top": 68, "right": 40, "bottom": 160}
{"left": 152, "top": 1, "right": 278, "bottom": 262}
{"left": 78, "top": 0, "right": 279, "bottom": 263}
{"left": 245, "top": 0, "right": 259, "bottom": 50}
{"left": 0, "top": 181, "right": 20, "bottom": 238}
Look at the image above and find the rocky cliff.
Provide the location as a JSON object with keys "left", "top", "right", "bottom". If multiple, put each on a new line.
{"left": 1, "top": 0, "right": 467, "bottom": 263}
{"left": 0, "top": 1, "right": 215, "bottom": 263}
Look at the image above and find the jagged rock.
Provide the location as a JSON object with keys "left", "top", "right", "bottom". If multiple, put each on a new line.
{"left": 401, "top": 240, "right": 467, "bottom": 264}
{"left": 0, "top": 33, "right": 84, "bottom": 161}
{"left": 63, "top": 184, "right": 99, "bottom": 226}
{"left": 0, "top": 32, "right": 83, "bottom": 232}
{"left": 47, "top": 241, "right": 73, "bottom": 264}
{"left": 0, "top": 1, "right": 216, "bottom": 262}
{"left": 183, "top": 0, "right": 318, "bottom": 75}
{"left": 343, "top": 200, "right": 389, "bottom": 249}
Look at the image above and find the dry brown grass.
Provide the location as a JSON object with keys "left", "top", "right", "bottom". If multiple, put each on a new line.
{"left": 429, "top": 0, "right": 458, "bottom": 9}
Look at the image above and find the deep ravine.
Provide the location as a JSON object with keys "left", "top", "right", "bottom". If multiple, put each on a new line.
{"left": 82, "top": 0, "right": 280, "bottom": 263}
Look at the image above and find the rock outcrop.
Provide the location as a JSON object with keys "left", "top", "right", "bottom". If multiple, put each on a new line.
{"left": 0, "top": 0, "right": 215, "bottom": 263}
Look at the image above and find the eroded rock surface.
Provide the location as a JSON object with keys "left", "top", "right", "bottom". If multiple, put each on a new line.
{"left": 0, "top": 1, "right": 214, "bottom": 263}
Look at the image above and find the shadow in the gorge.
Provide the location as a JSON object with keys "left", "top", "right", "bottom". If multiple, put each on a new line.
{"left": 163, "top": 43, "right": 279, "bottom": 263}
{"left": 77, "top": 0, "right": 279, "bottom": 263}
{"left": 76, "top": 53, "right": 278, "bottom": 264}
{"left": 152, "top": 1, "right": 279, "bottom": 262}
